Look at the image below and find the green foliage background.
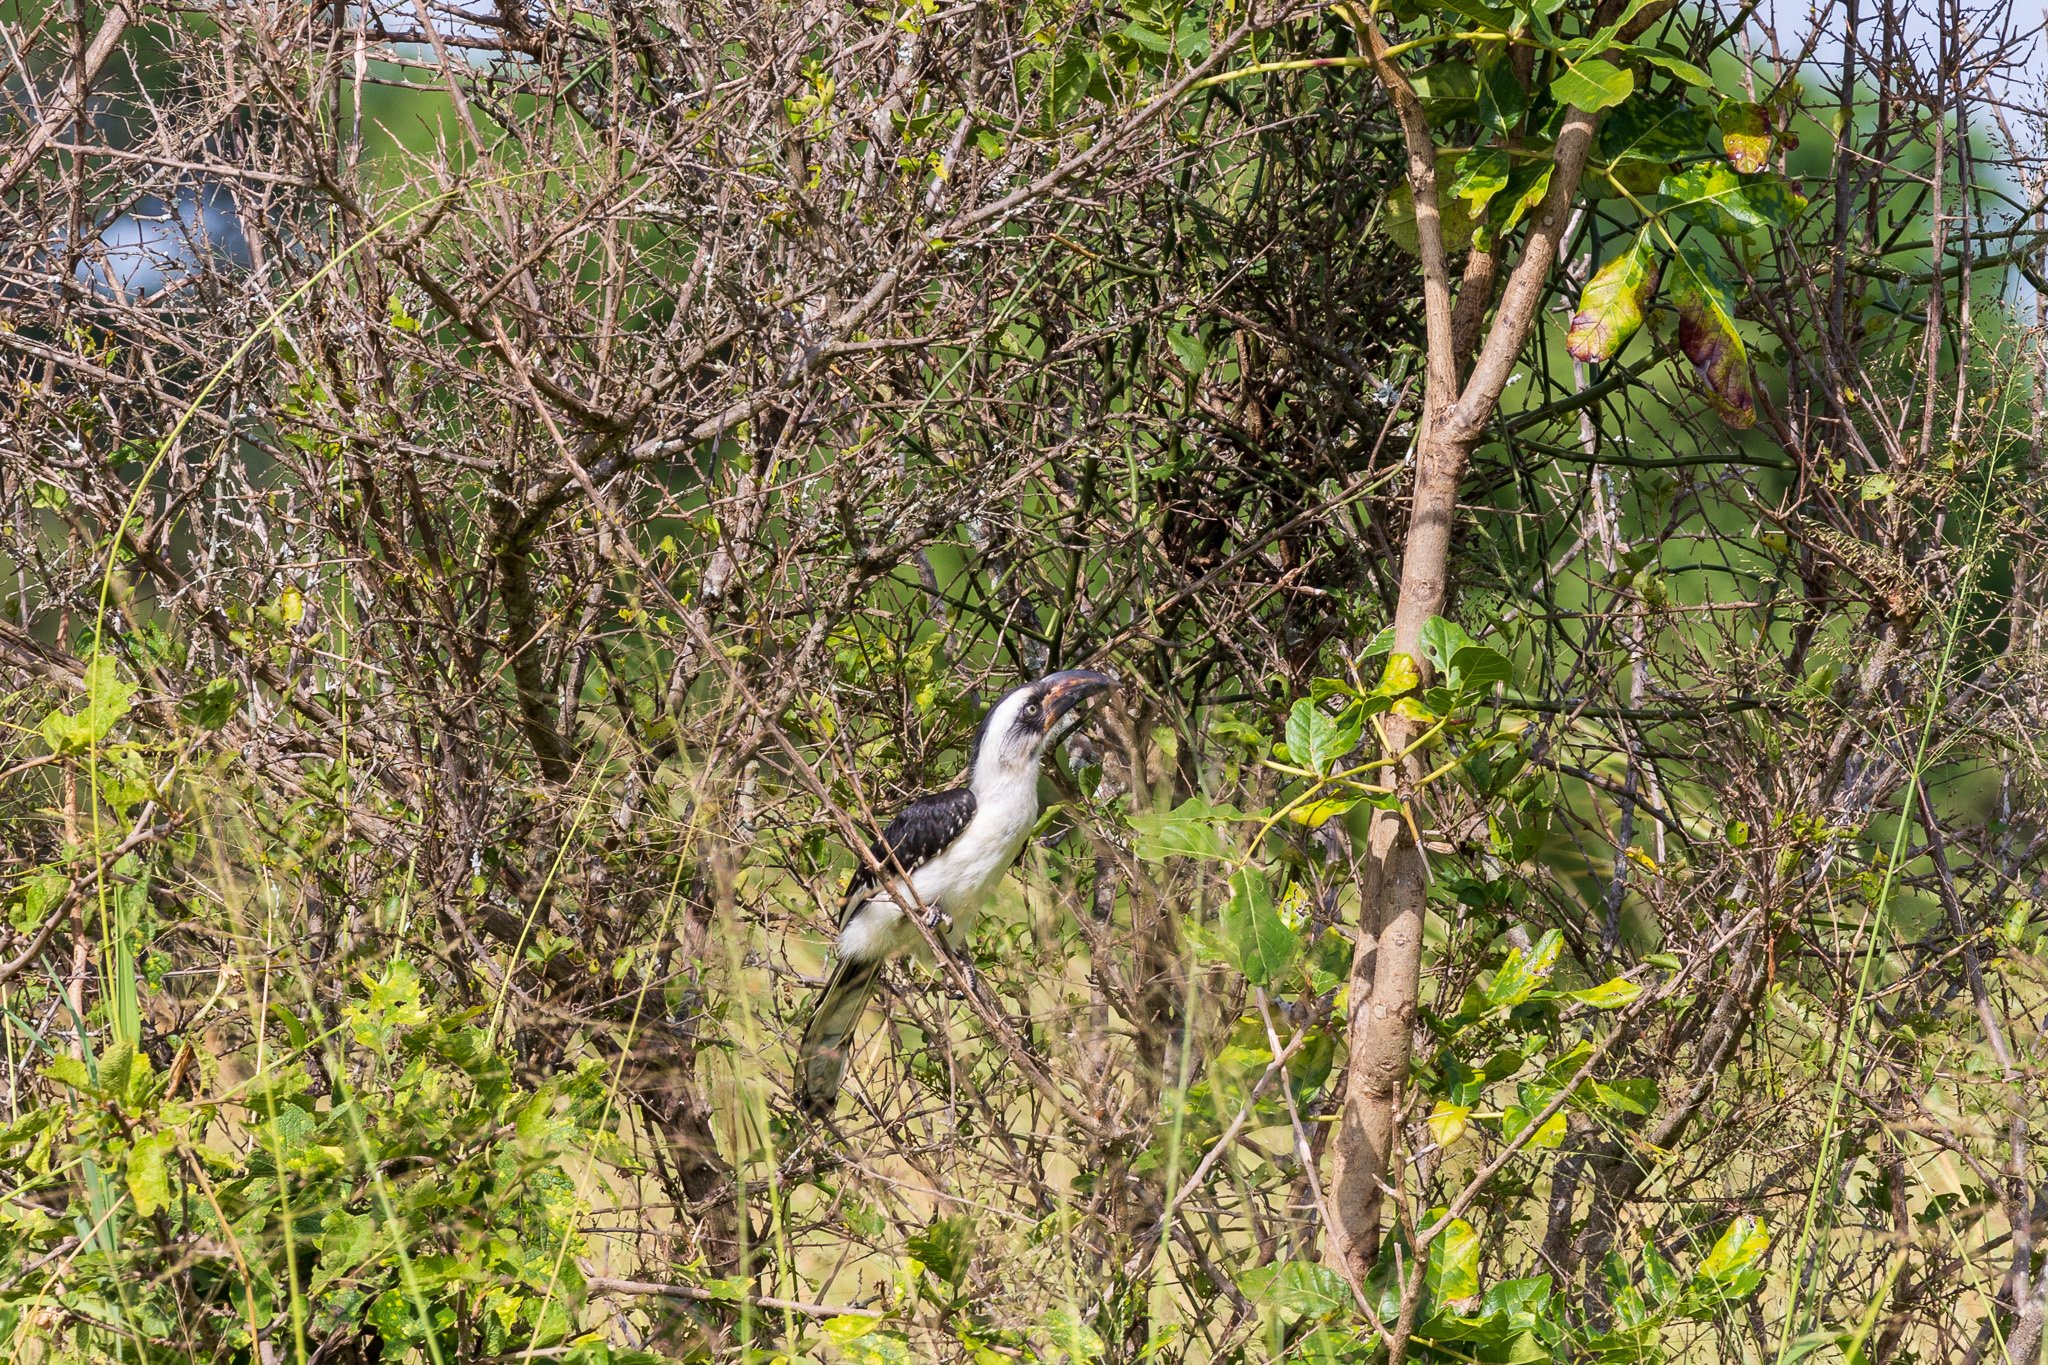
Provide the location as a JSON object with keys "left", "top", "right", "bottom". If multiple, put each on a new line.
{"left": 0, "top": 0, "right": 2044, "bottom": 1361}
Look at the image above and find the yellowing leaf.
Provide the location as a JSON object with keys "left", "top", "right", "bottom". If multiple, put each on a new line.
{"left": 1567, "top": 235, "right": 1661, "bottom": 363}
{"left": 1392, "top": 696, "right": 1439, "bottom": 725}
{"left": 1569, "top": 977, "right": 1645, "bottom": 1009}
{"left": 1427, "top": 1215, "right": 1481, "bottom": 1302}
{"left": 1289, "top": 796, "right": 1362, "bottom": 829}
{"left": 1429, "top": 1100, "right": 1472, "bottom": 1147}
{"left": 40, "top": 655, "right": 136, "bottom": 755}
{"left": 1503, "top": 1104, "right": 1567, "bottom": 1148}
{"left": 1377, "top": 651, "right": 1422, "bottom": 697}
{"left": 1487, "top": 930, "right": 1563, "bottom": 1008}
{"left": 128, "top": 1131, "right": 175, "bottom": 1216}
{"left": 1718, "top": 100, "right": 1773, "bottom": 172}
{"left": 1688, "top": 1214, "right": 1772, "bottom": 1308}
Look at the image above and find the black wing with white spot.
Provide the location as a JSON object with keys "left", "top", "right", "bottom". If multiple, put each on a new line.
{"left": 839, "top": 786, "right": 977, "bottom": 927}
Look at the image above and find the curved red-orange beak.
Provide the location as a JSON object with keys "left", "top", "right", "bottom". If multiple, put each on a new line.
{"left": 1038, "top": 669, "right": 1117, "bottom": 723}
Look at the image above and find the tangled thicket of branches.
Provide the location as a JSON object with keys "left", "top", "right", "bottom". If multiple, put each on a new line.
{"left": 3, "top": 0, "right": 2048, "bottom": 1361}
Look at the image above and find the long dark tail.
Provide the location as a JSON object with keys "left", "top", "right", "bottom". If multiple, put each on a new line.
{"left": 797, "top": 955, "right": 883, "bottom": 1116}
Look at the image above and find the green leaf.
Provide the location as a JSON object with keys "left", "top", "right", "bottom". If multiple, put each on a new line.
{"left": 1118, "top": 20, "right": 1171, "bottom": 53}
{"left": 1437, "top": 0, "right": 1516, "bottom": 25}
{"left": 1384, "top": 176, "right": 1477, "bottom": 256}
{"left": 45, "top": 1055, "right": 93, "bottom": 1093}
{"left": 1419, "top": 617, "right": 1476, "bottom": 674}
{"left": 832, "top": 1327, "right": 913, "bottom": 1365}
{"left": 1566, "top": 234, "right": 1661, "bottom": 363}
{"left": 1666, "top": 242, "right": 1755, "bottom": 427}
{"left": 1550, "top": 58, "right": 1635, "bottom": 112}
{"left": 1502, "top": 1104, "right": 1567, "bottom": 1148}
{"left": 127, "top": 1131, "right": 175, "bottom": 1217}
{"left": 907, "top": 1214, "right": 975, "bottom": 1289}
{"left": 1733, "top": 173, "right": 1808, "bottom": 225}
{"left": 1047, "top": 45, "right": 1100, "bottom": 124}
{"left": 1660, "top": 162, "right": 1804, "bottom": 236}
{"left": 386, "top": 292, "right": 422, "bottom": 333}
{"left": 11, "top": 871, "right": 67, "bottom": 935}
{"left": 319, "top": 1209, "right": 375, "bottom": 1275}
{"left": 1642, "top": 1242, "right": 1681, "bottom": 1302}
{"left": 1591, "top": 1077, "right": 1657, "bottom": 1115}
{"left": 1412, "top": 61, "right": 1480, "bottom": 117}
{"left": 40, "top": 714, "right": 89, "bottom": 755}
{"left": 1286, "top": 699, "right": 1360, "bottom": 775}
{"left": 1166, "top": 324, "right": 1207, "bottom": 374}
{"left": 1484, "top": 1274, "right": 1553, "bottom": 1320}
{"left": 1602, "top": 1251, "right": 1650, "bottom": 1327}
{"left": 1717, "top": 99, "right": 1774, "bottom": 172}
{"left": 1491, "top": 162, "right": 1554, "bottom": 239}
{"left": 1568, "top": 976, "right": 1644, "bottom": 1009}
{"left": 1240, "top": 1261, "right": 1347, "bottom": 1325}
{"left": 1593, "top": 98, "right": 1712, "bottom": 194}
{"left": 1541, "top": 1041, "right": 1596, "bottom": 1087}
{"left": 1427, "top": 1215, "right": 1481, "bottom": 1304}
{"left": 368, "top": 1287, "right": 433, "bottom": 1344}
{"left": 1597, "top": 98, "right": 1713, "bottom": 164}
{"left": 1221, "top": 867, "right": 1297, "bottom": 986}
{"left": 40, "top": 655, "right": 136, "bottom": 754}
{"left": 98, "top": 1038, "right": 139, "bottom": 1104}
{"left": 1486, "top": 930, "right": 1562, "bottom": 1008}
{"left": 1692, "top": 1214, "right": 1770, "bottom": 1289}
{"left": 1043, "top": 1306, "right": 1107, "bottom": 1361}
{"left": 1476, "top": 47, "right": 1527, "bottom": 133}
{"left": 1448, "top": 147, "right": 1511, "bottom": 213}
{"left": 1635, "top": 48, "right": 1714, "bottom": 86}
{"left": 178, "top": 676, "right": 241, "bottom": 730}
{"left": 1449, "top": 643, "right": 1513, "bottom": 691}
{"left": 1128, "top": 796, "right": 1241, "bottom": 862}
{"left": 84, "top": 656, "right": 136, "bottom": 739}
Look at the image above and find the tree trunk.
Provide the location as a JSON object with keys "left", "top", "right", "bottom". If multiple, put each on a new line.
{"left": 1323, "top": 422, "right": 1472, "bottom": 1275}
{"left": 1318, "top": 0, "right": 1625, "bottom": 1281}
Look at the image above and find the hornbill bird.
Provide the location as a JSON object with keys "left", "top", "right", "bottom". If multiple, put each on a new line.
{"left": 796, "top": 669, "right": 1117, "bottom": 1116}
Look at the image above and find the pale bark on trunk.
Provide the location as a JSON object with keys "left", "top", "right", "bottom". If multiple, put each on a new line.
{"left": 1320, "top": 0, "right": 1664, "bottom": 1291}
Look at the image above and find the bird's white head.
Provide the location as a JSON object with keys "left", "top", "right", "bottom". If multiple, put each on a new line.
{"left": 968, "top": 669, "right": 1117, "bottom": 800}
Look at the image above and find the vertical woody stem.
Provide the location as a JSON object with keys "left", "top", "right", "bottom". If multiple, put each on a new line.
{"left": 1323, "top": 6, "right": 1619, "bottom": 1292}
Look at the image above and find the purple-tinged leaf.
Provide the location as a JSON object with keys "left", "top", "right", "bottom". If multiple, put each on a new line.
{"left": 1666, "top": 244, "right": 1755, "bottom": 428}
{"left": 1566, "top": 235, "right": 1661, "bottom": 363}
